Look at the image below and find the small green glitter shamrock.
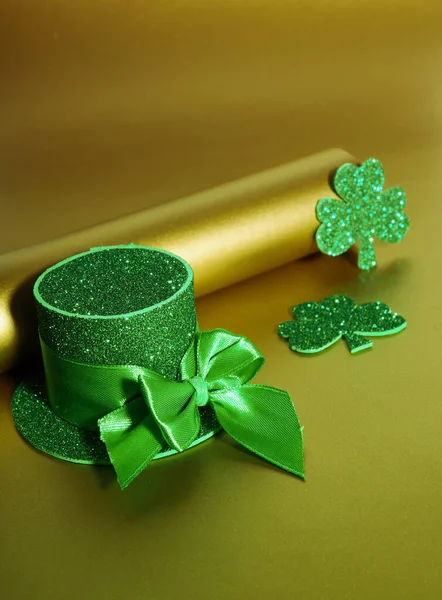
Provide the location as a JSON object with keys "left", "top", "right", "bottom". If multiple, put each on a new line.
{"left": 278, "top": 295, "right": 406, "bottom": 354}
{"left": 315, "top": 158, "right": 410, "bottom": 270}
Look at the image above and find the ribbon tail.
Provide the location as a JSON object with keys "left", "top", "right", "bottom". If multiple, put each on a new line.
{"left": 211, "top": 385, "right": 304, "bottom": 478}
{"left": 98, "top": 396, "right": 164, "bottom": 490}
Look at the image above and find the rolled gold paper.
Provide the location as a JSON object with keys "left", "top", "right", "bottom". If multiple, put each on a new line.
{"left": 0, "top": 147, "right": 355, "bottom": 372}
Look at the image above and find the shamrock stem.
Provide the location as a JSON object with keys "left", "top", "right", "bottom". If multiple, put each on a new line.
{"left": 344, "top": 332, "right": 372, "bottom": 354}
{"left": 358, "top": 235, "right": 377, "bottom": 270}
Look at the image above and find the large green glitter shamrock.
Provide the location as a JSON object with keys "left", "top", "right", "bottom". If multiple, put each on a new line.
{"left": 278, "top": 295, "right": 406, "bottom": 354}
{"left": 316, "top": 158, "right": 410, "bottom": 270}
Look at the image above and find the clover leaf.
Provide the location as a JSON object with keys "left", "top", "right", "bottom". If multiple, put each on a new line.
{"left": 278, "top": 295, "right": 406, "bottom": 354}
{"left": 315, "top": 158, "right": 410, "bottom": 270}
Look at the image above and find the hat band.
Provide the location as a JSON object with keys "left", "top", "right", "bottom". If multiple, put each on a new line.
{"left": 40, "top": 329, "right": 304, "bottom": 489}
{"left": 41, "top": 338, "right": 148, "bottom": 431}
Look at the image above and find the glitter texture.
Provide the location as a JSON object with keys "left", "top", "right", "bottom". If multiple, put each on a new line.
{"left": 315, "top": 158, "right": 410, "bottom": 270}
{"left": 13, "top": 383, "right": 110, "bottom": 464}
{"left": 12, "top": 245, "right": 220, "bottom": 465}
{"left": 278, "top": 294, "right": 407, "bottom": 354}
{"left": 35, "top": 245, "right": 196, "bottom": 379}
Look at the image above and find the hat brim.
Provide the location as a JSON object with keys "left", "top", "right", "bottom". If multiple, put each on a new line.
{"left": 12, "top": 382, "right": 221, "bottom": 465}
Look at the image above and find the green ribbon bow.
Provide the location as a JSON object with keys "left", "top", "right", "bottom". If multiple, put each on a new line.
{"left": 98, "top": 329, "right": 304, "bottom": 488}
{"left": 42, "top": 328, "right": 304, "bottom": 489}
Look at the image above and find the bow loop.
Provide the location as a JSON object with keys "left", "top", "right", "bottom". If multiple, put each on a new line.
{"left": 180, "top": 329, "right": 264, "bottom": 390}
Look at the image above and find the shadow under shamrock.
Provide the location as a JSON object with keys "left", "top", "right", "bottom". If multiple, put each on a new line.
{"left": 277, "top": 338, "right": 345, "bottom": 358}
{"left": 343, "top": 251, "right": 412, "bottom": 298}
{"left": 277, "top": 326, "right": 379, "bottom": 359}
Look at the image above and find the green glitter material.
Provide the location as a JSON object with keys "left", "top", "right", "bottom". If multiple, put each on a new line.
{"left": 13, "top": 383, "right": 110, "bottom": 464}
{"left": 35, "top": 245, "right": 196, "bottom": 379}
{"left": 12, "top": 382, "right": 220, "bottom": 464}
{"left": 278, "top": 294, "right": 407, "bottom": 354}
{"left": 316, "top": 158, "right": 410, "bottom": 270}
{"left": 12, "top": 245, "right": 221, "bottom": 465}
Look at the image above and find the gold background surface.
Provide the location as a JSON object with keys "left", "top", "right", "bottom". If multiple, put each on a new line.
{"left": 1, "top": 1, "right": 442, "bottom": 599}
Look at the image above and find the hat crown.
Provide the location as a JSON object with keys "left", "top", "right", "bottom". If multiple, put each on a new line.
{"left": 34, "top": 245, "right": 196, "bottom": 380}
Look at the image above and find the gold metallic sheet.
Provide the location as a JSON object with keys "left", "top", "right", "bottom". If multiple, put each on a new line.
{"left": 0, "top": 148, "right": 354, "bottom": 373}
{"left": 1, "top": 1, "right": 442, "bottom": 599}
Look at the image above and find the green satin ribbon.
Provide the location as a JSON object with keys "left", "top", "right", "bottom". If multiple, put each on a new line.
{"left": 42, "top": 329, "right": 304, "bottom": 489}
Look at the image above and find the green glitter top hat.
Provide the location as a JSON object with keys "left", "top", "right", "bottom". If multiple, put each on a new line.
{"left": 12, "top": 245, "right": 220, "bottom": 467}
{"left": 12, "top": 244, "right": 304, "bottom": 489}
